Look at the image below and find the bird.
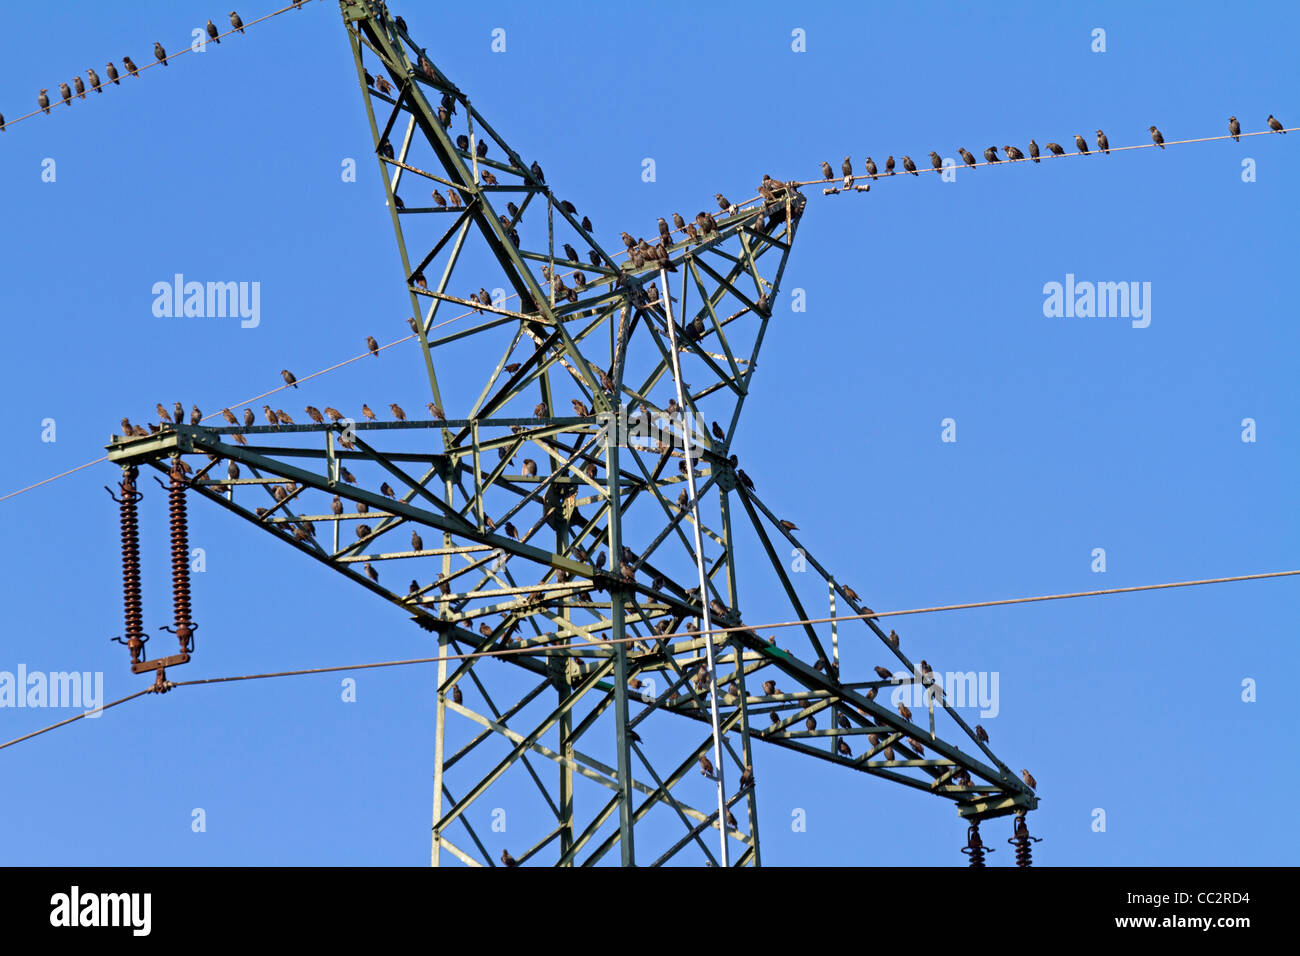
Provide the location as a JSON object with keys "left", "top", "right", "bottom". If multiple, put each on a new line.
{"left": 59, "top": 83, "right": 72, "bottom": 107}
{"left": 173, "top": 402, "right": 185, "bottom": 423}
{"left": 901, "top": 155, "right": 918, "bottom": 176}
{"left": 841, "top": 155, "right": 854, "bottom": 187}
{"left": 1022, "top": 769, "right": 1037, "bottom": 789}
{"left": 1045, "top": 142, "right": 1065, "bottom": 156}
{"left": 379, "top": 482, "right": 395, "bottom": 498}
{"left": 884, "top": 156, "right": 895, "bottom": 175}
{"left": 898, "top": 703, "right": 912, "bottom": 721}
{"left": 571, "top": 399, "right": 590, "bottom": 417}
{"left": 476, "top": 140, "right": 487, "bottom": 158}
{"left": 699, "top": 754, "right": 715, "bottom": 779}
{"left": 739, "top": 764, "right": 754, "bottom": 788}
{"left": 275, "top": 409, "right": 294, "bottom": 426}
{"left": 229, "top": 12, "right": 245, "bottom": 34}
{"left": 1074, "top": 134, "right": 1089, "bottom": 155}
{"left": 240, "top": 407, "right": 254, "bottom": 428}
{"left": 361, "top": 405, "right": 373, "bottom": 421}
{"left": 364, "top": 335, "right": 379, "bottom": 357}
{"left": 1004, "top": 145, "right": 1024, "bottom": 161}
{"left": 411, "top": 530, "right": 423, "bottom": 552}
{"left": 887, "top": 629, "right": 899, "bottom": 647}
{"left": 281, "top": 369, "right": 298, "bottom": 389}
{"left": 804, "top": 716, "right": 816, "bottom": 732}
{"left": 330, "top": 496, "right": 342, "bottom": 516}
{"left": 530, "top": 161, "right": 545, "bottom": 183}
{"left": 533, "top": 402, "right": 547, "bottom": 418}
{"left": 220, "top": 408, "right": 237, "bottom": 425}
{"left": 1228, "top": 116, "right": 1240, "bottom": 142}
{"left": 189, "top": 405, "right": 202, "bottom": 425}
{"left": 123, "top": 56, "right": 139, "bottom": 78}
{"left": 864, "top": 157, "right": 878, "bottom": 179}
{"left": 975, "top": 724, "right": 989, "bottom": 743}
{"left": 73, "top": 76, "right": 85, "bottom": 99}
{"left": 711, "top": 420, "right": 725, "bottom": 441}
{"left": 715, "top": 192, "right": 735, "bottom": 215}
{"left": 907, "top": 738, "right": 925, "bottom": 756}
{"left": 426, "top": 403, "right": 444, "bottom": 421}
{"left": 87, "top": 69, "right": 102, "bottom": 93}
{"left": 206, "top": 20, "right": 221, "bottom": 44}
{"left": 958, "top": 148, "right": 976, "bottom": 167}
{"left": 819, "top": 160, "right": 833, "bottom": 180}
{"left": 983, "top": 147, "right": 1000, "bottom": 163}
{"left": 779, "top": 519, "right": 798, "bottom": 531}
{"left": 305, "top": 406, "right": 324, "bottom": 424}
{"left": 389, "top": 403, "right": 406, "bottom": 421}
{"left": 364, "top": 563, "right": 378, "bottom": 583}
{"left": 1267, "top": 113, "right": 1285, "bottom": 133}
{"left": 929, "top": 151, "right": 943, "bottom": 173}
{"left": 105, "top": 62, "right": 120, "bottom": 85}
{"left": 431, "top": 190, "right": 445, "bottom": 208}
{"left": 154, "top": 42, "right": 168, "bottom": 66}
{"left": 155, "top": 403, "right": 171, "bottom": 423}
{"left": 522, "top": 459, "right": 537, "bottom": 477}
{"left": 451, "top": 685, "right": 462, "bottom": 705}
{"left": 1148, "top": 125, "right": 1164, "bottom": 149}
{"left": 38, "top": 89, "right": 50, "bottom": 114}
{"left": 842, "top": 585, "right": 860, "bottom": 602}
{"left": 873, "top": 665, "right": 893, "bottom": 680}
{"left": 1095, "top": 129, "right": 1110, "bottom": 154}
{"left": 501, "top": 850, "right": 518, "bottom": 867}
{"left": 1027, "top": 139, "right": 1040, "bottom": 163}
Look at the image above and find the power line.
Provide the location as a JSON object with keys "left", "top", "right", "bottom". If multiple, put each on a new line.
{"left": 3, "top": 566, "right": 1293, "bottom": 754}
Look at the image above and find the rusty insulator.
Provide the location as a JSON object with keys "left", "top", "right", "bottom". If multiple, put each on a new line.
{"left": 108, "top": 465, "right": 148, "bottom": 666}
{"left": 167, "top": 461, "right": 195, "bottom": 654}
{"left": 961, "top": 821, "right": 992, "bottom": 867}
{"left": 1008, "top": 812, "right": 1041, "bottom": 867}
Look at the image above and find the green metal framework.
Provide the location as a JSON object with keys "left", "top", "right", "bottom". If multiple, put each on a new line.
{"left": 106, "top": 0, "right": 1036, "bottom": 866}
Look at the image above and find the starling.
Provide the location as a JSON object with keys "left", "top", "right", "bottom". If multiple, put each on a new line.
{"left": 898, "top": 703, "right": 912, "bottom": 721}
{"left": 154, "top": 42, "right": 167, "bottom": 66}
{"left": 190, "top": 405, "right": 202, "bottom": 425}
{"left": 156, "top": 402, "right": 172, "bottom": 423}
{"left": 715, "top": 193, "right": 735, "bottom": 214}
{"left": 1028, "top": 139, "right": 1040, "bottom": 162}
{"left": 907, "top": 738, "right": 925, "bottom": 756}
{"left": 1096, "top": 129, "right": 1110, "bottom": 154}
{"left": 476, "top": 139, "right": 488, "bottom": 158}
{"left": 1148, "top": 125, "right": 1164, "bottom": 149}
{"left": 365, "top": 335, "right": 379, "bottom": 357}
{"left": 87, "top": 69, "right": 102, "bottom": 93}
{"left": 530, "top": 161, "right": 544, "bottom": 183}
{"left": 711, "top": 420, "right": 725, "bottom": 441}
{"left": 838, "top": 740, "right": 852, "bottom": 757}
{"left": 227, "top": 461, "right": 240, "bottom": 480}
{"left": 1045, "top": 142, "right": 1064, "bottom": 156}
{"left": 123, "top": 56, "right": 139, "bottom": 77}
{"left": 38, "top": 89, "right": 50, "bottom": 114}
{"left": 356, "top": 501, "right": 368, "bottom": 513}
{"left": 958, "top": 148, "right": 976, "bottom": 167}
{"left": 1074, "top": 134, "right": 1089, "bottom": 155}
{"left": 59, "top": 83, "right": 71, "bottom": 106}
{"left": 1267, "top": 114, "right": 1284, "bottom": 133}
{"left": 105, "top": 62, "right": 120, "bottom": 85}
{"left": 779, "top": 519, "right": 798, "bottom": 531}
{"left": 340, "top": 467, "right": 355, "bottom": 483}
{"left": 73, "top": 76, "right": 85, "bottom": 99}
{"left": 331, "top": 496, "right": 343, "bottom": 516}
{"left": 873, "top": 665, "right": 892, "bottom": 680}
{"left": 1004, "top": 145, "right": 1024, "bottom": 161}
{"left": 206, "top": 20, "right": 221, "bottom": 44}
{"left": 305, "top": 406, "right": 324, "bottom": 424}
{"left": 929, "top": 151, "right": 943, "bottom": 173}
{"left": 887, "top": 629, "right": 899, "bottom": 647}
{"left": 173, "top": 402, "right": 185, "bottom": 422}
{"left": 504, "top": 521, "right": 518, "bottom": 540}
{"left": 1022, "top": 769, "right": 1037, "bottom": 789}
{"left": 533, "top": 402, "right": 547, "bottom": 418}
{"left": 482, "top": 170, "right": 498, "bottom": 186}
{"left": 275, "top": 409, "right": 293, "bottom": 425}
{"left": 975, "top": 724, "right": 988, "bottom": 743}
{"left": 841, "top": 155, "right": 854, "bottom": 187}
{"left": 805, "top": 716, "right": 816, "bottom": 732}
{"left": 380, "top": 482, "right": 395, "bottom": 498}
{"left": 363, "top": 562, "right": 378, "bottom": 583}
{"left": 884, "top": 155, "right": 895, "bottom": 175}
{"left": 220, "top": 408, "right": 237, "bottom": 425}
{"left": 501, "top": 850, "right": 518, "bottom": 867}
{"left": 901, "top": 155, "right": 918, "bottom": 176}
{"left": 426, "top": 403, "right": 444, "bottom": 420}
{"left": 431, "top": 190, "right": 446, "bottom": 208}
{"left": 452, "top": 684, "right": 463, "bottom": 705}
{"left": 699, "top": 754, "right": 715, "bottom": 779}
{"left": 983, "top": 147, "right": 1000, "bottom": 163}
{"left": 522, "top": 459, "right": 537, "bottom": 477}
{"left": 389, "top": 403, "right": 406, "bottom": 421}
{"left": 842, "top": 585, "right": 860, "bottom": 602}
{"left": 448, "top": 189, "right": 462, "bottom": 208}
{"left": 884, "top": 746, "right": 895, "bottom": 761}
{"left": 582, "top": 215, "right": 594, "bottom": 232}
{"left": 228, "top": 10, "right": 244, "bottom": 32}
{"left": 571, "top": 399, "right": 590, "bottom": 417}
{"left": 864, "top": 156, "right": 878, "bottom": 179}
{"left": 1228, "top": 116, "right": 1240, "bottom": 142}
{"left": 739, "top": 764, "right": 754, "bottom": 788}
{"left": 281, "top": 369, "right": 298, "bottom": 389}
{"left": 361, "top": 404, "right": 375, "bottom": 421}
{"left": 820, "top": 160, "right": 833, "bottom": 180}
{"left": 411, "top": 530, "right": 423, "bottom": 552}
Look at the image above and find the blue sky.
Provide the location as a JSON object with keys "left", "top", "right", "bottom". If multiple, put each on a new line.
{"left": 0, "top": 0, "right": 1296, "bottom": 866}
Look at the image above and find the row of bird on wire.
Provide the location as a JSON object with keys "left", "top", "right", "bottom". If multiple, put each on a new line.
{"left": 817, "top": 115, "right": 1288, "bottom": 192}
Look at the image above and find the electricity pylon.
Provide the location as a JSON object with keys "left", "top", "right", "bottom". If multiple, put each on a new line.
{"left": 107, "top": 0, "right": 1036, "bottom": 866}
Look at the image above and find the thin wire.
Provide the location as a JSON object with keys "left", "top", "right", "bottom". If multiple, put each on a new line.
{"left": 3, "top": 566, "right": 1293, "bottom": 754}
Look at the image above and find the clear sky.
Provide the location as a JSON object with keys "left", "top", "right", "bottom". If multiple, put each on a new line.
{"left": 0, "top": 0, "right": 1296, "bottom": 866}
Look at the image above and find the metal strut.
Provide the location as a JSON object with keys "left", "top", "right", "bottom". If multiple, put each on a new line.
{"left": 1008, "top": 811, "right": 1041, "bottom": 867}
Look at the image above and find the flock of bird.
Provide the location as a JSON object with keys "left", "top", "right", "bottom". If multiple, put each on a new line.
{"left": 816, "top": 115, "right": 1287, "bottom": 190}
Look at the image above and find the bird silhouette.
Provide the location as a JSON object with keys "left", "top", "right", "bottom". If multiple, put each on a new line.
{"left": 1148, "top": 125, "right": 1164, "bottom": 148}
{"left": 229, "top": 12, "right": 245, "bottom": 34}
{"left": 1228, "top": 116, "right": 1240, "bottom": 142}
{"left": 1096, "top": 129, "right": 1110, "bottom": 154}
{"left": 1267, "top": 113, "right": 1285, "bottom": 133}
{"left": 154, "top": 42, "right": 167, "bottom": 66}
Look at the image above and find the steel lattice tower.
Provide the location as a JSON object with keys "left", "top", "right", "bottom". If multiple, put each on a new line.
{"left": 106, "top": 0, "right": 1037, "bottom": 866}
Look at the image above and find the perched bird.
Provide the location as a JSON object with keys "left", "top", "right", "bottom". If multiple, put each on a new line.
{"left": 887, "top": 629, "right": 899, "bottom": 646}
{"left": 1074, "top": 134, "right": 1089, "bottom": 155}
{"left": 305, "top": 406, "right": 324, "bottom": 424}
{"left": 1022, "top": 769, "right": 1037, "bottom": 789}
{"left": 281, "top": 369, "right": 298, "bottom": 389}
{"left": 521, "top": 458, "right": 537, "bottom": 477}
{"left": 1028, "top": 139, "right": 1040, "bottom": 162}
{"left": 533, "top": 402, "right": 547, "bottom": 418}
{"left": 738, "top": 764, "right": 754, "bottom": 788}
{"left": 929, "top": 151, "right": 943, "bottom": 173}
{"left": 711, "top": 421, "right": 725, "bottom": 441}
{"left": 364, "top": 562, "right": 378, "bottom": 583}
{"left": 958, "top": 147, "right": 976, "bottom": 167}
{"left": 275, "top": 409, "right": 294, "bottom": 426}
{"left": 189, "top": 405, "right": 202, "bottom": 425}
{"left": 331, "top": 496, "right": 343, "bottom": 516}
{"left": 884, "top": 155, "right": 895, "bottom": 175}
{"left": 1267, "top": 113, "right": 1285, "bottom": 133}
{"left": 87, "top": 69, "right": 102, "bottom": 93}
{"left": 156, "top": 402, "right": 172, "bottom": 423}
{"left": 901, "top": 155, "right": 918, "bottom": 176}
{"left": 105, "top": 62, "right": 120, "bottom": 85}
{"left": 476, "top": 139, "right": 487, "bottom": 158}
{"left": 699, "top": 754, "right": 715, "bottom": 779}
{"left": 431, "top": 189, "right": 445, "bottom": 208}
{"left": 389, "top": 403, "right": 406, "bottom": 421}
{"left": 1096, "top": 129, "right": 1110, "bottom": 154}
{"left": 975, "top": 724, "right": 989, "bottom": 743}
{"left": 873, "top": 665, "right": 893, "bottom": 680}
{"left": 411, "top": 530, "right": 423, "bottom": 552}
{"left": 838, "top": 740, "right": 852, "bottom": 757}
{"left": 221, "top": 408, "right": 238, "bottom": 425}
{"left": 154, "top": 42, "right": 168, "bottom": 66}
{"left": 426, "top": 403, "right": 444, "bottom": 421}
{"left": 530, "top": 160, "right": 545, "bottom": 183}
{"left": 1004, "top": 145, "right": 1024, "bottom": 161}
{"left": 38, "top": 89, "right": 51, "bottom": 114}
{"left": 1228, "top": 116, "right": 1240, "bottom": 142}
{"left": 804, "top": 716, "right": 816, "bottom": 732}
{"left": 206, "top": 20, "right": 221, "bottom": 44}
{"left": 123, "top": 56, "right": 139, "bottom": 77}
{"left": 501, "top": 850, "right": 518, "bottom": 867}
{"left": 361, "top": 404, "right": 375, "bottom": 421}
{"left": 983, "top": 146, "right": 1000, "bottom": 163}
{"left": 715, "top": 193, "right": 735, "bottom": 214}
{"left": 1148, "top": 125, "right": 1164, "bottom": 149}
{"left": 173, "top": 402, "right": 185, "bottom": 422}
{"left": 842, "top": 585, "right": 860, "bottom": 602}
{"left": 819, "top": 160, "right": 833, "bottom": 180}
{"left": 73, "top": 76, "right": 85, "bottom": 99}
{"left": 864, "top": 157, "right": 878, "bottom": 179}
{"left": 907, "top": 738, "right": 925, "bottom": 756}
{"left": 366, "top": 335, "right": 379, "bottom": 357}
{"left": 59, "top": 83, "right": 72, "bottom": 107}
{"left": 841, "top": 155, "right": 854, "bottom": 186}
{"left": 779, "top": 519, "right": 798, "bottom": 531}
{"left": 379, "top": 482, "right": 396, "bottom": 498}
{"left": 229, "top": 12, "right": 245, "bottom": 34}
{"left": 898, "top": 703, "right": 912, "bottom": 721}
{"left": 1045, "top": 141, "right": 1065, "bottom": 156}
{"left": 571, "top": 399, "right": 590, "bottom": 417}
